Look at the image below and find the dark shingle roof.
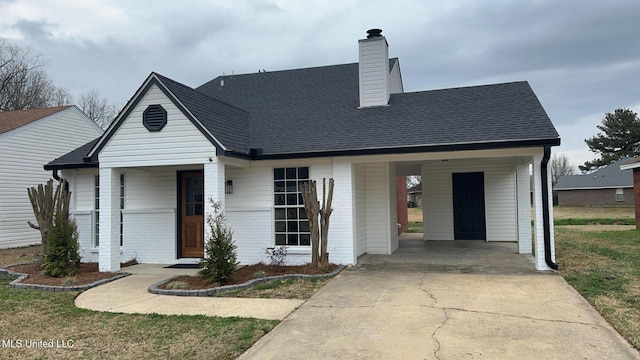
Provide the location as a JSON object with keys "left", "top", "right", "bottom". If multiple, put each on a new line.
{"left": 554, "top": 158, "right": 633, "bottom": 190}
{"left": 154, "top": 74, "right": 250, "bottom": 154}
{"left": 197, "top": 62, "right": 558, "bottom": 156}
{"left": 47, "top": 58, "right": 560, "bottom": 169}
{"left": 44, "top": 138, "right": 100, "bottom": 169}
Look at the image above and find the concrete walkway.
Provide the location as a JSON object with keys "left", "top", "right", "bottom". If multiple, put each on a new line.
{"left": 74, "top": 264, "right": 304, "bottom": 320}
{"left": 240, "top": 240, "right": 640, "bottom": 359}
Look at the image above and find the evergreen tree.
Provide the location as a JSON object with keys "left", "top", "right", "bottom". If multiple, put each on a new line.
{"left": 581, "top": 108, "right": 640, "bottom": 172}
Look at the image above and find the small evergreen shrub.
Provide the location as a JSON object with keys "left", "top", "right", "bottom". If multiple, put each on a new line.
{"left": 199, "top": 200, "right": 238, "bottom": 285}
{"left": 43, "top": 214, "right": 81, "bottom": 277}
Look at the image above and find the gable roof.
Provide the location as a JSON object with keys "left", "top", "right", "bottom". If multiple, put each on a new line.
{"left": 47, "top": 58, "right": 560, "bottom": 169}
{"left": 554, "top": 157, "right": 633, "bottom": 190}
{"left": 85, "top": 73, "right": 249, "bottom": 161}
{"left": 0, "top": 106, "right": 72, "bottom": 135}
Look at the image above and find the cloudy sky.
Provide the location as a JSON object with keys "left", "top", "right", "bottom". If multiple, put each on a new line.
{"left": 1, "top": 0, "right": 639, "bottom": 170}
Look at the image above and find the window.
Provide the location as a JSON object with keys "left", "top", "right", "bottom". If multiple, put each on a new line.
{"left": 93, "top": 174, "right": 125, "bottom": 248}
{"left": 94, "top": 175, "right": 100, "bottom": 247}
{"left": 274, "top": 167, "right": 310, "bottom": 246}
{"left": 616, "top": 188, "right": 624, "bottom": 202}
{"left": 119, "top": 174, "right": 125, "bottom": 246}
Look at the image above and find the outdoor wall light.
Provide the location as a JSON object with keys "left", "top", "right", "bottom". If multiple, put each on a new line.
{"left": 225, "top": 180, "right": 233, "bottom": 194}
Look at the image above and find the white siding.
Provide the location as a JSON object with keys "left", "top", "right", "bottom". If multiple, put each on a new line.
{"left": 364, "top": 163, "right": 391, "bottom": 254}
{"left": 358, "top": 36, "right": 390, "bottom": 107}
{"left": 0, "top": 107, "right": 102, "bottom": 248}
{"left": 422, "top": 158, "right": 518, "bottom": 241}
{"left": 516, "top": 163, "right": 533, "bottom": 254}
{"left": 67, "top": 168, "right": 99, "bottom": 261}
{"left": 353, "top": 163, "right": 366, "bottom": 257}
{"left": 389, "top": 61, "right": 404, "bottom": 94}
{"left": 99, "top": 84, "right": 216, "bottom": 168}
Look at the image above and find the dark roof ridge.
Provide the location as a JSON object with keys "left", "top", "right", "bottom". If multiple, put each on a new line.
{"left": 198, "top": 57, "right": 400, "bottom": 85}
{"left": 152, "top": 72, "right": 249, "bottom": 115}
{"left": 396, "top": 80, "right": 530, "bottom": 96}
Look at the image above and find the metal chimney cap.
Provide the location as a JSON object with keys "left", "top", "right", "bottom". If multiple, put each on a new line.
{"left": 366, "top": 29, "right": 383, "bottom": 38}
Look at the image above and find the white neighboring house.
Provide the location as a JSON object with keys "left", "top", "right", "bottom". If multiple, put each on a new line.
{"left": 0, "top": 106, "right": 104, "bottom": 249}
{"left": 45, "top": 29, "right": 561, "bottom": 272}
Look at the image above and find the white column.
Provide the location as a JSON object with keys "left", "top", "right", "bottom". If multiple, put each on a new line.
{"left": 203, "top": 160, "right": 225, "bottom": 255}
{"left": 99, "top": 167, "right": 120, "bottom": 272}
{"left": 516, "top": 163, "right": 532, "bottom": 254}
{"left": 331, "top": 158, "right": 356, "bottom": 264}
{"left": 387, "top": 162, "right": 398, "bottom": 253}
{"left": 532, "top": 151, "right": 554, "bottom": 270}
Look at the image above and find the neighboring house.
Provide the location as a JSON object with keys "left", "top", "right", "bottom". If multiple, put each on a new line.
{"left": 0, "top": 106, "right": 104, "bottom": 249}
{"left": 619, "top": 158, "right": 640, "bottom": 229}
{"left": 407, "top": 183, "right": 422, "bottom": 208}
{"left": 45, "top": 29, "right": 561, "bottom": 271}
{"left": 554, "top": 158, "right": 633, "bottom": 206}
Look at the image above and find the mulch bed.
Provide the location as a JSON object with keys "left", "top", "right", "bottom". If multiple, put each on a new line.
{"left": 161, "top": 263, "right": 340, "bottom": 290}
{"left": 6, "top": 261, "right": 134, "bottom": 286}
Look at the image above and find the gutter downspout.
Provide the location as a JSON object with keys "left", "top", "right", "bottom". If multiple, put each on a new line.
{"left": 541, "top": 145, "right": 558, "bottom": 270}
{"left": 51, "top": 169, "right": 70, "bottom": 192}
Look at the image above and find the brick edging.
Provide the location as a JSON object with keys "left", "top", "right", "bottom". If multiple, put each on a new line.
{"left": 149, "top": 265, "right": 345, "bottom": 297}
{"left": 0, "top": 262, "right": 130, "bottom": 292}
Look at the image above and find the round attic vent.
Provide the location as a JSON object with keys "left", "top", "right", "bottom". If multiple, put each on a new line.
{"left": 143, "top": 104, "right": 167, "bottom": 131}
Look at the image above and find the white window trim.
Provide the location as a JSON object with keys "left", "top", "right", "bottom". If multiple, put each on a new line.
{"left": 273, "top": 166, "right": 311, "bottom": 247}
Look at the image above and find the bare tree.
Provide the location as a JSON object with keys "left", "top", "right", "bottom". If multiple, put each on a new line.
{"left": 79, "top": 89, "right": 119, "bottom": 129}
{"left": 550, "top": 153, "right": 575, "bottom": 186}
{"left": 0, "top": 39, "right": 71, "bottom": 111}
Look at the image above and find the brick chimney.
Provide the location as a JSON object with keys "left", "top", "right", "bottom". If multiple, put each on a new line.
{"left": 359, "top": 28, "right": 390, "bottom": 107}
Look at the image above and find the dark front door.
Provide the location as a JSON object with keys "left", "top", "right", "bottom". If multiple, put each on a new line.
{"left": 452, "top": 172, "right": 486, "bottom": 240}
{"left": 180, "top": 171, "right": 204, "bottom": 258}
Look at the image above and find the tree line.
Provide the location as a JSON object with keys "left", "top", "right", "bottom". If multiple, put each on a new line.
{"left": 0, "top": 39, "right": 118, "bottom": 128}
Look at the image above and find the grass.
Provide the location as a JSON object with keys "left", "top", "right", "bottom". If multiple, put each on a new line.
{"left": 214, "top": 277, "right": 331, "bottom": 299}
{"left": 0, "top": 247, "right": 280, "bottom": 359}
{"left": 553, "top": 206, "right": 634, "bottom": 220}
{"left": 0, "top": 275, "right": 277, "bottom": 359}
{"left": 406, "top": 221, "right": 423, "bottom": 233}
{"left": 555, "top": 226, "right": 640, "bottom": 350}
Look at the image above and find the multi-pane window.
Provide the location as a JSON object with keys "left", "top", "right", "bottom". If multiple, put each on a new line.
{"left": 94, "top": 175, "right": 100, "bottom": 247}
{"left": 119, "top": 174, "right": 125, "bottom": 246}
{"left": 616, "top": 188, "right": 624, "bottom": 202}
{"left": 274, "top": 167, "right": 310, "bottom": 246}
{"left": 94, "top": 174, "right": 125, "bottom": 248}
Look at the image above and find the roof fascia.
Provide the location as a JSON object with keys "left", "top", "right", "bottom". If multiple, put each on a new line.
{"left": 251, "top": 138, "right": 561, "bottom": 161}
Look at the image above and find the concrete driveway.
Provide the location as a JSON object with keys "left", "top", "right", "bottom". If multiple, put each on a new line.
{"left": 240, "top": 239, "right": 640, "bottom": 359}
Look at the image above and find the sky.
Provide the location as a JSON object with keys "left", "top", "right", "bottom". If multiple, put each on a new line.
{"left": 1, "top": 0, "right": 639, "bottom": 171}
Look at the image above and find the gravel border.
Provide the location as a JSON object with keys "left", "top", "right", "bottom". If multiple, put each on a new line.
{"left": 0, "top": 262, "right": 130, "bottom": 292}
{"left": 149, "top": 265, "right": 345, "bottom": 297}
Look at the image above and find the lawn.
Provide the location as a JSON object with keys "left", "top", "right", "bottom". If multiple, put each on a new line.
{"left": 0, "top": 246, "right": 279, "bottom": 359}
{"left": 555, "top": 226, "right": 640, "bottom": 350}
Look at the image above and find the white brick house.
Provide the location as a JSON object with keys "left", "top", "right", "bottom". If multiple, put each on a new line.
{"left": 46, "top": 29, "right": 561, "bottom": 272}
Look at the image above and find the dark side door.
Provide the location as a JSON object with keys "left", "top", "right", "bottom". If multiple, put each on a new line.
{"left": 452, "top": 172, "right": 486, "bottom": 240}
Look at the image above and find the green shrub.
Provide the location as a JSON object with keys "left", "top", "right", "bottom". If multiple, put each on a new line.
{"left": 42, "top": 214, "right": 81, "bottom": 277}
{"left": 199, "top": 200, "right": 238, "bottom": 285}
